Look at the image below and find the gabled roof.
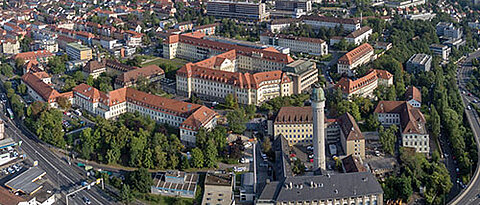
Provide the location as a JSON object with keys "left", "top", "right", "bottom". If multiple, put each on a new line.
{"left": 116, "top": 64, "right": 164, "bottom": 85}
{"left": 83, "top": 60, "right": 106, "bottom": 73}
{"left": 346, "top": 26, "right": 372, "bottom": 39}
{"left": 177, "top": 62, "right": 291, "bottom": 90}
{"left": 274, "top": 107, "right": 312, "bottom": 124}
{"left": 338, "top": 43, "right": 374, "bottom": 65}
{"left": 405, "top": 86, "right": 421, "bottom": 103}
{"left": 374, "top": 101, "right": 427, "bottom": 135}
{"left": 337, "top": 112, "right": 363, "bottom": 141}
{"left": 21, "top": 73, "right": 60, "bottom": 101}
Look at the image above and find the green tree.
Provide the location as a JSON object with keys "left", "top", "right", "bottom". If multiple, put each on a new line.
{"left": 48, "top": 55, "right": 67, "bottom": 74}
{"left": 226, "top": 108, "right": 247, "bottom": 134}
{"left": 191, "top": 147, "right": 204, "bottom": 168}
{"left": 120, "top": 184, "right": 133, "bottom": 204}
{"left": 127, "top": 168, "right": 152, "bottom": 193}
{"left": 262, "top": 136, "right": 272, "bottom": 153}
{"left": 430, "top": 105, "right": 441, "bottom": 139}
{"left": 225, "top": 94, "right": 238, "bottom": 109}
{"left": 80, "top": 128, "right": 95, "bottom": 160}
{"left": 204, "top": 140, "right": 218, "bottom": 168}
{"left": 34, "top": 109, "right": 65, "bottom": 147}
{"left": 86, "top": 75, "right": 94, "bottom": 86}
{"left": 379, "top": 125, "right": 398, "bottom": 155}
{"left": 17, "top": 84, "right": 27, "bottom": 95}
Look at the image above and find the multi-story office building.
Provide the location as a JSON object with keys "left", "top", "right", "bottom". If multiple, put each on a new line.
{"left": 163, "top": 32, "right": 294, "bottom": 73}
{"left": 335, "top": 69, "right": 393, "bottom": 99}
{"left": 65, "top": 42, "right": 92, "bottom": 61}
{"left": 284, "top": 59, "right": 319, "bottom": 94}
{"left": 206, "top": 0, "right": 270, "bottom": 22}
{"left": 302, "top": 16, "right": 361, "bottom": 32}
{"left": 275, "top": 0, "right": 312, "bottom": 12}
{"left": 374, "top": 101, "right": 430, "bottom": 153}
{"left": 273, "top": 107, "right": 365, "bottom": 159}
{"left": 337, "top": 43, "right": 374, "bottom": 76}
{"left": 406, "top": 53, "right": 432, "bottom": 73}
{"left": 260, "top": 32, "right": 328, "bottom": 56}
{"left": 257, "top": 172, "right": 384, "bottom": 205}
{"left": 72, "top": 84, "right": 217, "bottom": 146}
{"left": 429, "top": 44, "right": 451, "bottom": 60}
{"left": 436, "top": 22, "right": 462, "bottom": 39}
{"left": 176, "top": 52, "right": 293, "bottom": 105}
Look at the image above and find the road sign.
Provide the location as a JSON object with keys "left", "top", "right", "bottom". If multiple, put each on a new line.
{"left": 33, "top": 160, "right": 38, "bottom": 166}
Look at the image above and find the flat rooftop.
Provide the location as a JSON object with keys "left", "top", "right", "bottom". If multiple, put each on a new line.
{"left": 67, "top": 42, "right": 91, "bottom": 51}
{"left": 152, "top": 172, "right": 198, "bottom": 193}
{"left": 5, "top": 167, "right": 46, "bottom": 195}
{"left": 0, "top": 137, "right": 16, "bottom": 149}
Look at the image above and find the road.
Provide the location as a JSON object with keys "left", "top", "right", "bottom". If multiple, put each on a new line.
{"left": 0, "top": 88, "right": 116, "bottom": 203}
{"left": 449, "top": 50, "right": 480, "bottom": 205}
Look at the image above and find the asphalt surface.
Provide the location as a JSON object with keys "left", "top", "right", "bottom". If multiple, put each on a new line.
{"left": 0, "top": 84, "right": 116, "bottom": 204}
{"left": 449, "top": 50, "right": 480, "bottom": 205}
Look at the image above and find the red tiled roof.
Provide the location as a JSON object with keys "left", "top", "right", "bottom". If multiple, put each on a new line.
{"left": 21, "top": 72, "right": 60, "bottom": 102}
{"left": 116, "top": 64, "right": 164, "bottom": 84}
{"left": 374, "top": 101, "right": 427, "bottom": 135}
{"left": 274, "top": 106, "right": 312, "bottom": 124}
{"left": 168, "top": 32, "right": 294, "bottom": 64}
{"left": 337, "top": 112, "right": 363, "bottom": 141}
{"left": 338, "top": 43, "right": 374, "bottom": 65}
{"left": 335, "top": 69, "right": 378, "bottom": 95}
{"left": 0, "top": 186, "right": 23, "bottom": 205}
{"left": 72, "top": 84, "right": 217, "bottom": 130}
{"left": 83, "top": 60, "right": 106, "bottom": 73}
{"left": 405, "top": 86, "right": 421, "bottom": 103}
{"left": 374, "top": 69, "right": 393, "bottom": 80}
{"left": 177, "top": 60, "right": 291, "bottom": 89}
{"left": 14, "top": 50, "right": 53, "bottom": 62}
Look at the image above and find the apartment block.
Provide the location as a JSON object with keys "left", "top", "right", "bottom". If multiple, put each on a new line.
{"left": 72, "top": 84, "right": 217, "bottom": 146}
{"left": 374, "top": 101, "right": 430, "bottom": 153}
{"left": 66, "top": 42, "right": 92, "bottom": 61}
{"left": 337, "top": 43, "right": 374, "bottom": 76}
{"left": 260, "top": 32, "right": 328, "bottom": 56}
{"left": 206, "top": 0, "right": 270, "bottom": 21}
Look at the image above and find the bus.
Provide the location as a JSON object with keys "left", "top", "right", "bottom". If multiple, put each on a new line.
{"left": 6, "top": 108, "right": 13, "bottom": 119}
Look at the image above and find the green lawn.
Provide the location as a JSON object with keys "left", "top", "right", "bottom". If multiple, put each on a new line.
{"left": 141, "top": 57, "right": 188, "bottom": 68}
